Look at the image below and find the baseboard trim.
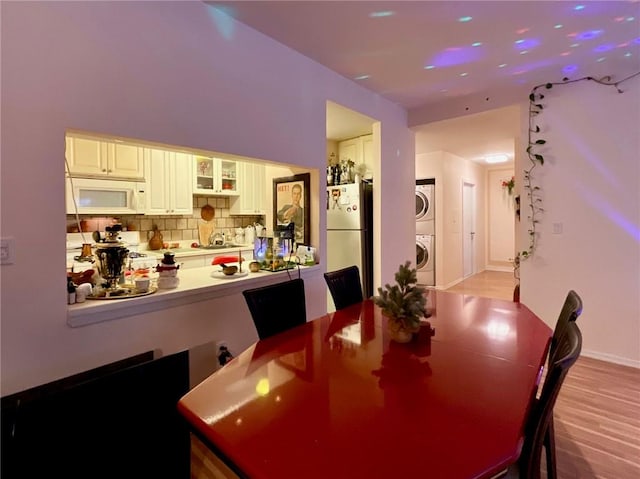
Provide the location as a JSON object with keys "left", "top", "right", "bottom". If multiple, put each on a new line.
{"left": 581, "top": 349, "right": 640, "bottom": 369}
{"left": 485, "top": 265, "right": 514, "bottom": 273}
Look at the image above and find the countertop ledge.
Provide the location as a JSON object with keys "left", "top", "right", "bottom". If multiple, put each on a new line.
{"left": 67, "top": 264, "right": 321, "bottom": 328}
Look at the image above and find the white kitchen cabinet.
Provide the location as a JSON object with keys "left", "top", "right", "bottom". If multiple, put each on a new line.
{"left": 337, "top": 134, "right": 373, "bottom": 180}
{"left": 229, "top": 162, "right": 266, "bottom": 215}
{"left": 145, "top": 149, "right": 193, "bottom": 215}
{"left": 65, "top": 135, "right": 144, "bottom": 179}
{"left": 361, "top": 134, "right": 374, "bottom": 179}
{"left": 193, "top": 156, "right": 239, "bottom": 196}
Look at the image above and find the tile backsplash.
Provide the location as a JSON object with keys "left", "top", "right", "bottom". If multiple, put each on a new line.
{"left": 66, "top": 195, "right": 263, "bottom": 244}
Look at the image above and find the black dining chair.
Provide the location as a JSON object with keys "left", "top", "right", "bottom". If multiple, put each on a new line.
{"left": 539, "top": 289, "right": 583, "bottom": 476}
{"left": 324, "top": 265, "right": 364, "bottom": 311}
{"left": 549, "top": 290, "right": 583, "bottom": 365}
{"left": 242, "top": 278, "right": 307, "bottom": 340}
{"left": 500, "top": 320, "right": 582, "bottom": 479}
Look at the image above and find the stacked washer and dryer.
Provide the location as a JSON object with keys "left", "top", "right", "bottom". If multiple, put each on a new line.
{"left": 416, "top": 179, "right": 435, "bottom": 286}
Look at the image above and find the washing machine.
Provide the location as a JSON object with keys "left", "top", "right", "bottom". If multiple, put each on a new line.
{"left": 416, "top": 234, "right": 434, "bottom": 286}
{"left": 416, "top": 180, "right": 434, "bottom": 235}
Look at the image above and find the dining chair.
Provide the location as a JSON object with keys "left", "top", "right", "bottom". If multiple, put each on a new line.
{"left": 539, "top": 289, "right": 583, "bottom": 476}
{"left": 500, "top": 321, "right": 582, "bottom": 479}
{"left": 323, "top": 265, "right": 364, "bottom": 310}
{"left": 549, "top": 290, "right": 583, "bottom": 365}
{"left": 242, "top": 278, "right": 307, "bottom": 340}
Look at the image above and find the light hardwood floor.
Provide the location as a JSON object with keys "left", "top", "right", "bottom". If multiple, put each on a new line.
{"left": 190, "top": 271, "right": 640, "bottom": 478}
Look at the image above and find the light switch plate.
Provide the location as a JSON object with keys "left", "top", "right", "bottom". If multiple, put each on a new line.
{"left": 0, "top": 237, "right": 16, "bottom": 265}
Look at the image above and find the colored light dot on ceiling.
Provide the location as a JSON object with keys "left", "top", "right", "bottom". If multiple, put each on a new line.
{"left": 498, "top": 63, "right": 507, "bottom": 68}
{"left": 554, "top": 24, "right": 563, "bottom": 29}
{"left": 618, "top": 42, "right": 630, "bottom": 48}
{"left": 563, "top": 64, "right": 578, "bottom": 73}
{"left": 561, "top": 51, "right": 571, "bottom": 56}
{"left": 460, "top": 72, "right": 469, "bottom": 77}
{"left": 471, "top": 42, "right": 482, "bottom": 47}
{"left": 634, "top": 37, "right": 640, "bottom": 45}
{"left": 440, "top": 89, "right": 448, "bottom": 93}
{"left": 567, "top": 32, "right": 577, "bottom": 38}
{"left": 369, "top": 11, "right": 394, "bottom": 18}
{"left": 458, "top": 16, "right": 472, "bottom": 22}
{"left": 594, "top": 44, "right": 614, "bottom": 53}
{"left": 424, "top": 65, "right": 435, "bottom": 70}
{"left": 578, "top": 30, "right": 603, "bottom": 40}
{"left": 516, "top": 28, "right": 529, "bottom": 34}
{"left": 596, "top": 57, "right": 606, "bottom": 62}
{"left": 614, "top": 16, "right": 625, "bottom": 22}
{"left": 354, "top": 75, "right": 370, "bottom": 80}
{"left": 574, "top": 5, "right": 585, "bottom": 11}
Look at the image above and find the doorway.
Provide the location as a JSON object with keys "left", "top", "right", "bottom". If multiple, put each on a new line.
{"left": 463, "top": 182, "right": 475, "bottom": 278}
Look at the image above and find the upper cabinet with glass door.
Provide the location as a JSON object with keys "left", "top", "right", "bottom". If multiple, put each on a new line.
{"left": 193, "top": 156, "right": 239, "bottom": 196}
{"left": 65, "top": 134, "right": 144, "bottom": 180}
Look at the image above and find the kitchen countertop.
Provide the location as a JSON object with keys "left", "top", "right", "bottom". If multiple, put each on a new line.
{"left": 67, "top": 263, "right": 320, "bottom": 328}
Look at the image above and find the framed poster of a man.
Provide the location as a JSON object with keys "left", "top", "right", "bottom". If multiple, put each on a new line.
{"left": 274, "top": 173, "right": 310, "bottom": 246}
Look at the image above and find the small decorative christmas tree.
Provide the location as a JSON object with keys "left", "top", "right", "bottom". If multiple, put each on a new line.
{"left": 373, "top": 261, "right": 428, "bottom": 334}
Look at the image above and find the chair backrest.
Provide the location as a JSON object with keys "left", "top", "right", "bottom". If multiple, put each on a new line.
{"left": 519, "top": 321, "right": 582, "bottom": 479}
{"left": 242, "top": 278, "right": 307, "bottom": 340}
{"left": 549, "top": 290, "right": 583, "bottom": 365}
{"left": 324, "top": 265, "right": 364, "bottom": 310}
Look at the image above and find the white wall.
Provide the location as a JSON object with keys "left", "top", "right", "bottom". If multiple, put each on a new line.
{"left": 518, "top": 79, "right": 640, "bottom": 367}
{"left": 0, "top": 2, "right": 413, "bottom": 395}
{"left": 487, "top": 167, "right": 516, "bottom": 270}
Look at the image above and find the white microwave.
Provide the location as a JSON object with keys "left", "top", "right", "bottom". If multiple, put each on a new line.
{"left": 65, "top": 177, "right": 146, "bottom": 215}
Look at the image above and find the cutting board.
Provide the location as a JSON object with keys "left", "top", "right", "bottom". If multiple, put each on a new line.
{"left": 198, "top": 222, "right": 214, "bottom": 246}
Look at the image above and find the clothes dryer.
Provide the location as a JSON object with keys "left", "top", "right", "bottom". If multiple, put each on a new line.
{"left": 416, "top": 234, "right": 434, "bottom": 286}
{"left": 416, "top": 179, "right": 434, "bottom": 235}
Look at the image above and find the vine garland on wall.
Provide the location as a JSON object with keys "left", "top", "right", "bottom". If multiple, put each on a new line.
{"left": 514, "top": 71, "right": 640, "bottom": 280}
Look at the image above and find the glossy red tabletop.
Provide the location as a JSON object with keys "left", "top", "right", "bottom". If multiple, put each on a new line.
{"left": 178, "top": 291, "right": 552, "bottom": 479}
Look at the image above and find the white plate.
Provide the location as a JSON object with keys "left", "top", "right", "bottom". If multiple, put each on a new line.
{"left": 210, "top": 270, "right": 249, "bottom": 279}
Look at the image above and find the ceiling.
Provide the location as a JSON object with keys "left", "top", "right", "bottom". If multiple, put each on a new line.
{"left": 206, "top": 1, "right": 639, "bottom": 161}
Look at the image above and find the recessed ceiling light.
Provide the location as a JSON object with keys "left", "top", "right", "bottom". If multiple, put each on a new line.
{"left": 369, "top": 11, "right": 395, "bottom": 18}
{"left": 574, "top": 5, "right": 585, "bottom": 11}
{"left": 554, "top": 24, "right": 563, "bottom": 29}
{"left": 624, "top": 52, "right": 632, "bottom": 57}
{"left": 570, "top": 43, "right": 580, "bottom": 48}
{"left": 460, "top": 72, "right": 469, "bottom": 77}
{"left": 484, "top": 154, "right": 509, "bottom": 164}
{"left": 627, "top": 17, "right": 635, "bottom": 22}
{"left": 354, "top": 75, "right": 370, "bottom": 80}
{"left": 520, "top": 50, "right": 529, "bottom": 55}
{"left": 458, "top": 16, "right": 472, "bottom": 22}
{"left": 596, "top": 57, "right": 606, "bottom": 62}
{"left": 471, "top": 42, "right": 482, "bottom": 47}
{"left": 498, "top": 63, "right": 507, "bottom": 68}
{"left": 424, "top": 65, "right": 435, "bottom": 70}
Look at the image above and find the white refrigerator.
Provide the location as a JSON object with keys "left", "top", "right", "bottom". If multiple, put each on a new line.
{"left": 326, "top": 181, "right": 373, "bottom": 311}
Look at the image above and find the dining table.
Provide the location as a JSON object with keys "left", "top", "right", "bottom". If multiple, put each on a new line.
{"left": 177, "top": 290, "right": 552, "bottom": 479}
